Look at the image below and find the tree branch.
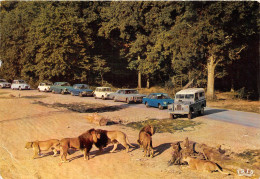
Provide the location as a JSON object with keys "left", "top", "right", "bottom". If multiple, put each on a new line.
{"left": 236, "top": 45, "right": 246, "bottom": 55}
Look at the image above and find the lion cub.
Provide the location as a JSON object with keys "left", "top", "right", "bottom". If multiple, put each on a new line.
{"left": 25, "top": 139, "right": 60, "bottom": 159}
{"left": 182, "top": 156, "right": 230, "bottom": 175}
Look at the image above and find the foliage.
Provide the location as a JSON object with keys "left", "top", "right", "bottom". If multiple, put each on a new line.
{"left": 0, "top": 1, "right": 258, "bottom": 99}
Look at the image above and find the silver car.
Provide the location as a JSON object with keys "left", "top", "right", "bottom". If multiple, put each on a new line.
{"left": 168, "top": 88, "right": 206, "bottom": 119}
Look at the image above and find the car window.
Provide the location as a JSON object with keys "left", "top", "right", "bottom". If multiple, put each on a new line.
{"left": 195, "top": 93, "right": 198, "bottom": 100}
{"left": 199, "top": 92, "right": 205, "bottom": 97}
{"left": 162, "top": 94, "right": 170, "bottom": 99}
{"left": 176, "top": 94, "right": 185, "bottom": 99}
{"left": 185, "top": 94, "right": 194, "bottom": 99}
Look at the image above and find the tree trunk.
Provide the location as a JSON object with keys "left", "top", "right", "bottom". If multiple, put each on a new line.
{"left": 207, "top": 56, "right": 216, "bottom": 100}
{"left": 138, "top": 71, "right": 142, "bottom": 89}
{"left": 101, "top": 73, "right": 103, "bottom": 85}
{"left": 146, "top": 77, "right": 150, "bottom": 89}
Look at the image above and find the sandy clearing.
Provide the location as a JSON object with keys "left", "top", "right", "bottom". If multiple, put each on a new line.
{"left": 0, "top": 89, "right": 259, "bottom": 179}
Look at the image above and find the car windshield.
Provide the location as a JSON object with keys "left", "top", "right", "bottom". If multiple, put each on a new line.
{"left": 176, "top": 94, "right": 185, "bottom": 99}
{"left": 125, "top": 90, "right": 138, "bottom": 94}
{"left": 98, "top": 88, "right": 111, "bottom": 91}
{"left": 185, "top": 94, "right": 194, "bottom": 99}
{"left": 17, "top": 80, "right": 25, "bottom": 84}
{"left": 0, "top": 79, "right": 7, "bottom": 82}
{"left": 176, "top": 94, "right": 194, "bottom": 99}
{"left": 77, "top": 84, "right": 89, "bottom": 89}
{"left": 161, "top": 94, "right": 170, "bottom": 99}
{"left": 60, "top": 82, "right": 70, "bottom": 86}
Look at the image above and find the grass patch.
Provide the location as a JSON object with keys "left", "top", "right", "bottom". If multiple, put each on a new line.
{"left": 126, "top": 118, "right": 200, "bottom": 133}
{"left": 236, "top": 149, "right": 260, "bottom": 164}
{"left": 32, "top": 101, "right": 123, "bottom": 113}
{"left": 21, "top": 95, "right": 47, "bottom": 99}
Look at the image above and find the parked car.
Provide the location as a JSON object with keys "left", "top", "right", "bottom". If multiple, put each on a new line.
{"left": 50, "top": 82, "right": 72, "bottom": 94}
{"left": 168, "top": 88, "right": 206, "bottom": 119}
{"left": 93, "top": 87, "right": 113, "bottom": 100}
{"left": 37, "top": 82, "right": 53, "bottom": 92}
{"left": 11, "top": 80, "right": 30, "bottom": 90}
{"left": 0, "top": 79, "right": 11, "bottom": 88}
{"left": 142, "top": 93, "right": 174, "bottom": 110}
{"left": 113, "top": 89, "right": 146, "bottom": 104}
{"left": 69, "top": 84, "right": 93, "bottom": 97}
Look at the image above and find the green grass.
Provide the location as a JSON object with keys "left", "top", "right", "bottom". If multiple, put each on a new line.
{"left": 126, "top": 118, "right": 200, "bottom": 133}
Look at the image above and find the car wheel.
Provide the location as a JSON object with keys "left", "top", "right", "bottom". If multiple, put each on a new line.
{"left": 145, "top": 102, "right": 149, "bottom": 108}
{"left": 188, "top": 111, "right": 192, "bottom": 119}
{"left": 198, "top": 107, "right": 204, "bottom": 116}
{"left": 102, "top": 95, "right": 105, "bottom": 100}
{"left": 126, "top": 98, "right": 130, "bottom": 104}
{"left": 170, "top": 113, "right": 175, "bottom": 119}
{"left": 61, "top": 90, "right": 65, "bottom": 95}
{"left": 79, "top": 93, "right": 83, "bottom": 97}
{"left": 158, "top": 104, "right": 163, "bottom": 110}
{"left": 38, "top": 88, "right": 40, "bottom": 92}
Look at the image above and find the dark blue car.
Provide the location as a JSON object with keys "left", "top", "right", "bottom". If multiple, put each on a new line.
{"left": 142, "top": 93, "right": 174, "bottom": 110}
{"left": 69, "top": 84, "right": 93, "bottom": 97}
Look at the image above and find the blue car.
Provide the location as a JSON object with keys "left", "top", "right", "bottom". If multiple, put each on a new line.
{"left": 142, "top": 93, "right": 174, "bottom": 110}
{"left": 69, "top": 84, "right": 93, "bottom": 97}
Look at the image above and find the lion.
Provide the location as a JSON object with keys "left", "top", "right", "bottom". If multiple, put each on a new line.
{"left": 169, "top": 142, "right": 182, "bottom": 165}
{"left": 60, "top": 128, "right": 99, "bottom": 162}
{"left": 25, "top": 139, "right": 60, "bottom": 159}
{"left": 182, "top": 156, "right": 231, "bottom": 175}
{"left": 95, "top": 129, "right": 134, "bottom": 153}
{"left": 137, "top": 125, "right": 155, "bottom": 157}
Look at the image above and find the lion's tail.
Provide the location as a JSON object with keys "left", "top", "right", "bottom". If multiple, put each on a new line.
{"left": 216, "top": 163, "right": 233, "bottom": 175}
{"left": 126, "top": 135, "right": 135, "bottom": 148}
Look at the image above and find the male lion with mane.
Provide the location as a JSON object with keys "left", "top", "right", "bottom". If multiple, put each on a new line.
{"left": 60, "top": 128, "right": 99, "bottom": 162}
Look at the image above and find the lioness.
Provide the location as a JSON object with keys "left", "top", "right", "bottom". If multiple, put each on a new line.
{"left": 137, "top": 125, "right": 155, "bottom": 157}
{"left": 96, "top": 129, "right": 134, "bottom": 153}
{"left": 25, "top": 139, "right": 60, "bottom": 159}
{"left": 182, "top": 156, "right": 231, "bottom": 175}
{"left": 140, "top": 131, "right": 154, "bottom": 157}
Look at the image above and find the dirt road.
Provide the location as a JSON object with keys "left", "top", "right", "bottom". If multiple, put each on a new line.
{"left": 0, "top": 89, "right": 259, "bottom": 179}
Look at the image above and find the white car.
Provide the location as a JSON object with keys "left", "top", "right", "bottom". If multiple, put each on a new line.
{"left": 11, "top": 80, "right": 30, "bottom": 90}
{"left": 0, "top": 79, "right": 11, "bottom": 88}
{"left": 37, "top": 82, "right": 53, "bottom": 92}
{"left": 93, "top": 87, "right": 113, "bottom": 100}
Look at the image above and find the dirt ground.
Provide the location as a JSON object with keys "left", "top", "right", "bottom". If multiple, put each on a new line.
{"left": 0, "top": 89, "right": 260, "bottom": 179}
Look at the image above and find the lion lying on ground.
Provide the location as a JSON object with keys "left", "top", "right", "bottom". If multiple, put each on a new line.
{"left": 25, "top": 139, "right": 60, "bottom": 159}
{"left": 95, "top": 129, "right": 134, "bottom": 153}
{"left": 137, "top": 125, "right": 155, "bottom": 157}
{"left": 60, "top": 128, "right": 99, "bottom": 162}
{"left": 182, "top": 156, "right": 231, "bottom": 175}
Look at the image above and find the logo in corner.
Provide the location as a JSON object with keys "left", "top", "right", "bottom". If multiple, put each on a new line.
{"left": 237, "top": 169, "right": 254, "bottom": 177}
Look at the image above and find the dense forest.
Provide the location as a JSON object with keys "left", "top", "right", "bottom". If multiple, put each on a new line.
{"left": 0, "top": 1, "right": 259, "bottom": 99}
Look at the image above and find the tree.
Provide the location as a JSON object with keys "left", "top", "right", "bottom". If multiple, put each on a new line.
{"left": 93, "top": 56, "right": 110, "bottom": 85}
{"left": 159, "top": 2, "right": 258, "bottom": 99}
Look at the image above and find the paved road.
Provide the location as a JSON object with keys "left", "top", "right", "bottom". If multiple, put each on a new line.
{"left": 203, "top": 107, "right": 260, "bottom": 128}
{"left": 2, "top": 89, "right": 260, "bottom": 128}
